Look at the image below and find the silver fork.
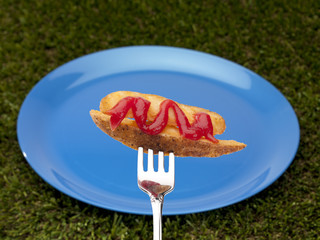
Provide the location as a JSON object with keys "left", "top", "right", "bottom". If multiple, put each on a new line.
{"left": 137, "top": 147, "right": 175, "bottom": 240}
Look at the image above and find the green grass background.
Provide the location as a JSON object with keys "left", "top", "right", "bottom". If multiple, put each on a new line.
{"left": 1, "top": 0, "right": 319, "bottom": 239}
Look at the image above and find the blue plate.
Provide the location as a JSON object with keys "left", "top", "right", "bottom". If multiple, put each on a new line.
{"left": 17, "top": 46, "right": 300, "bottom": 215}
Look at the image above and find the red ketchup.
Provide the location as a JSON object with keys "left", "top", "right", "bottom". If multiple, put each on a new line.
{"left": 105, "top": 97, "right": 218, "bottom": 143}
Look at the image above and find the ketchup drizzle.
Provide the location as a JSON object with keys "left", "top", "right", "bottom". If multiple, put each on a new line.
{"left": 105, "top": 97, "right": 218, "bottom": 143}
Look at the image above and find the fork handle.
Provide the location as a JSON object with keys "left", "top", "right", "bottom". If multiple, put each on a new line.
{"left": 150, "top": 196, "right": 164, "bottom": 240}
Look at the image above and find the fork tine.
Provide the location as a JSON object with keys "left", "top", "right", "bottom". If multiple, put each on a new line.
{"left": 158, "top": 151, "right": 164, "bottom": 172}
{"left": 169, "top": 152, "right": 175, "bottom": 173}
{"left": 148, "top": 149, "right": 154, "bottom": 171}
{"left": 138, "top": 147, "right": 144, "bottom": 174}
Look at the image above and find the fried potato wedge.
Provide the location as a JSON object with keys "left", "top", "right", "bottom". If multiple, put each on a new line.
{"left": 100, "top": 91, "right": 226, "bottom": 135}
{"left": 90, "top": 110, "right": 246, "bottom": 158}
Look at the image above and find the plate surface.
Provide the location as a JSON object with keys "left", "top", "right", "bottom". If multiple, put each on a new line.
{"left": 17, "top": 46, "right": 300, "bottom": 215}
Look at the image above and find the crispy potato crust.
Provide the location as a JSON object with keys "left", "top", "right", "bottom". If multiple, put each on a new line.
{"left": 90, "top": 110, "right": 246, "bottom": 158}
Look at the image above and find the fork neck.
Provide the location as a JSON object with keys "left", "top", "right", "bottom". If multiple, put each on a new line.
{"left": 150, "top": 193, "right": 164, "bottom": 202}
{"left": 150, "top": 195, "right": 164, "bottom": 240}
